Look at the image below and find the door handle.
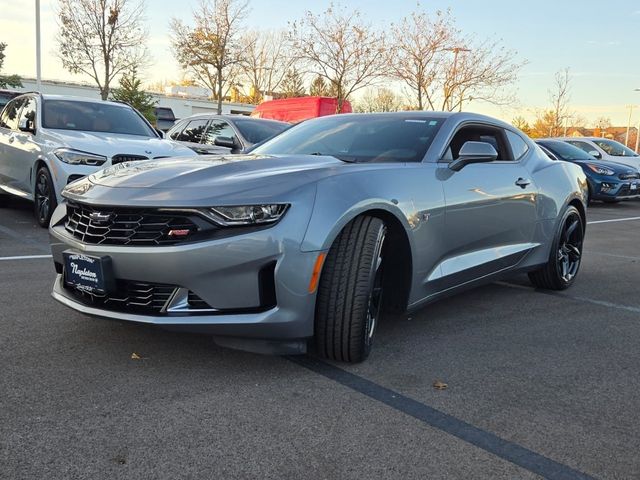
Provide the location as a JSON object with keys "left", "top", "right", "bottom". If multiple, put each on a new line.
{"left": 8, "top": 135, "right": 14, "bottom": 144}
{"left": 515, "top": 178, "right": 531, "bottom": 189}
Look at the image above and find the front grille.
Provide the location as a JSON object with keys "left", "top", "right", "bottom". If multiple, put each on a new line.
{"left": 65, "top": 280, "right": 215, "bottom": 315}
{"left": 616, "top": 185, "right": 640, "bottom": 197}
{"left": 111, "top": 154, "right": 149, "bottom": 165}
{"left": 68, "top": 280, "right": 177, "bottom": 314}
{"left": 65, "top": 202, "right": 202, "bottom": 246}
{"left": 619, "top": 172, "right": 640, "bottom": 180}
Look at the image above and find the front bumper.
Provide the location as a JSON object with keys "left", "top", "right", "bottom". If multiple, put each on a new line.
{"left": 49, "top": 203, "right": 322, "bottom": 346}
{"left": 590, "top": 179, "right": 640, "bottom": 201}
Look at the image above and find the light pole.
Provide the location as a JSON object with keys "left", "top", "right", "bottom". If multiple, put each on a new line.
{"left": 625, "top": 104, "right": 634, "bottom": 147}
{"left": 444, "top": 47, "right": 471, "bottom": 111}
{"left": 35, "top": 0, "right": 41, "bottom": 91}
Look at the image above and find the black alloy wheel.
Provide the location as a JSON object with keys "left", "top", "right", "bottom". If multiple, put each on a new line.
{"left": 34, "top": 167, "right": 57, "bottom": 228}
{"left": 528, "top": 205, "right": 584, "bottom": 290}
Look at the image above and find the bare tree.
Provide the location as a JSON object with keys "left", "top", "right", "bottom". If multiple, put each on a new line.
{"left": 56, "top": 0, "right": 147, "bottom": 100}
{"left": 595, "top": 116, "right": 612, "bottom": 130}
{"left": 171, "top": 0, "right": 248, "bottom": 114}
{"left": 389, "top": 10, "right": 454, "bottom": 110}
{"left": 289, "top": 4, "right": 389, "bottom": 112}
{"left": 238, "top": 30, "right": 294, "bottom": 103}
{"left": 434, "top": 37, "right": 525, "bottom": 112}
{"left": 355, "top": 88, "right": 403, "bottom": 113}
{"left": 546, "top": 68, "right": 572, "bottom": 137}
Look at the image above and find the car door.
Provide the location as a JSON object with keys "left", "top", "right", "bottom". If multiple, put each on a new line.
{"left": 435, "top": 123, "right": 538, "bottom": 289}
{"left": 0, "top": 96, "right": 27, "bottom": 195}
{"left": 10, "top": 96, "right": 40, "bottom": 195}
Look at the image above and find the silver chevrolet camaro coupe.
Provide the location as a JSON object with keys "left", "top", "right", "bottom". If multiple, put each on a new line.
{"left": 49, "top": 112, "right": 588, "bottom": 362}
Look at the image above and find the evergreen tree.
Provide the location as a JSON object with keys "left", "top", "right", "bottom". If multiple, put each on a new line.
{"left": 0, "top": 43, "right": 22, "bottom": 89}
{"left": 110, "top": 67, "right": 156, "bottom": 123}
{"left": 279, "top": 68, "right": 306, "bottom": 98}
{"left": 309, "top": 75, "right": 331, "bottom": 97}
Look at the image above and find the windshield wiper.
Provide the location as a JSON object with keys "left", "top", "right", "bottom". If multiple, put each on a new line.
{"left": 308, "top": 152, "right": 356, "bottom": 163}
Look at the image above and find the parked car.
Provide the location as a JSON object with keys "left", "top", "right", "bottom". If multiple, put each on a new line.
{"left": 167, "top": 114, "right": 289, "bottom": 155}
{"left": 153, "top": 106, "right": 176, "bottom": 132}
{"left": 0, "top": 93, "right": 195, "bottom": 227}
{"left": 556, "top": 136, "right": 640, "bottom": 170}
{"left": 536, "top": 139, "right": 640, "bottom": 203}
{"left": 0, "top": 89, "right": 21, "bottom": 111}
{"left": 50, "top": 112, "right": 587, "bottom": 363}
{"left": 250, "top": 96, "right": 352, "bottom": 123}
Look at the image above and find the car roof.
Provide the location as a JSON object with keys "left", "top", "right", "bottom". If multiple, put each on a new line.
{"left": 20, "top": 93, "right": 132, "bottom": 108}
{"left": 178, "top": 113, "right": 287, "bottom": 124}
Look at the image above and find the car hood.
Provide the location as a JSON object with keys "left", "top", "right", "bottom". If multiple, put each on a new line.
{"left": 45, "top": 129, "right": 196, "bottom": 158}
{"left": 63, "top": 154, "right": 352, "bottom": 206}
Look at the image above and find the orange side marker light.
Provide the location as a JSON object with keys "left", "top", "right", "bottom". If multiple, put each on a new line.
{"left": 308, "top": 252, "right": 327, "bottom": 293}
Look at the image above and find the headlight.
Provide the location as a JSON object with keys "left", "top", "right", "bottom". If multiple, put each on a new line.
{"left": 207, "top": 204, "right": 289, "bottom": 226}
{"left": 54, "top": 148, "right": 107, "bottom": 166}
{"left": 586, "top": 164, "right": 615, "bottom": 176}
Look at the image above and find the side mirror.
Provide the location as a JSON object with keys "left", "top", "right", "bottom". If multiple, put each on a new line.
{"left": 214, "top": 135, "right": 238, "bottom": 149}
{"left": 588, "top": 150, "right": 601, "bottom": 159}
{"left": 448, "top": 141, "right": 498, "bottom": 171}
{"left": 18, "top": 118, "right": 35, "bottom": 134}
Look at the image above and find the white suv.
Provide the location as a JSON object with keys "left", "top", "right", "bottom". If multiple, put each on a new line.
{"left": 0, "top": 93, "right": 195, "bottom": 226}
{"left": 556, "top": 137, "right": 640, "bottom": 171}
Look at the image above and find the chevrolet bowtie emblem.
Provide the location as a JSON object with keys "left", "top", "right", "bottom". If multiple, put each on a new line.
{"left": 89, "top": 212, "right": 113, "bottom": 224}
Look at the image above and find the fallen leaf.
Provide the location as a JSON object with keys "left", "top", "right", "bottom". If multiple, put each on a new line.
{"left": 433, "top": 380, "right": 448, "bottom": 390}
{"left": 131, "top": 352, "right": 141, "bottom": 360}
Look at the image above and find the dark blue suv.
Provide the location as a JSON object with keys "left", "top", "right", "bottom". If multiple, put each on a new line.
{"left": 536, "top": 139, "right": 640, "bottom": 203}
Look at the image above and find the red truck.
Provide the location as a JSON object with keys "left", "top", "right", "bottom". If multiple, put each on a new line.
{"left": 250, "top": 96, "right": 352, "bottom": 123}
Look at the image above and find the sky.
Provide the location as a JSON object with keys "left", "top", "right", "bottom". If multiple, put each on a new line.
{"left": 2, "top": 0, "right": 640, "bottom": 125}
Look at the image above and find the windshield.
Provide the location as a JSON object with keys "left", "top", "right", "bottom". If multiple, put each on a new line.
{"left": 42, "top": 100, "right": 156, "bottom": 137}
{"left": 539, "top": 141, "right": 595, "bottom": 161}
{"left": 592, "top": 139, "right": 639, "bottom": 157}
{"left": 233, "top": 118, "right": 289, "bottom": 144}
{"left": 252, "top": 114, "right": 444, "bottom": 162}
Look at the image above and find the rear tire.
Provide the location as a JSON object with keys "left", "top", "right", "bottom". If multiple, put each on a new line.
{"left": 314, "top": 216, "right": 386, "bottom": 363}
{"left": 34, "top": 166, "right": 57, "bottom": 228}
{"left": 528, "top": 206, "right": 583, "bottom": 290}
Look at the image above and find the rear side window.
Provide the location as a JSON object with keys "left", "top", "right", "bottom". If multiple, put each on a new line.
{"left": 0, "top": 98, "right": 24, "bottom": 130}
{"left": 506, "top": 130, "right": 529, "bottom": 160}
{"left": 175, "top": 119, "right": 209, "bottom": 143}
{"left": 566, "top": 141, "right": 594, "bottom": 154}
{"left": 203, "top": 120, "right": 236, "bottom": 144}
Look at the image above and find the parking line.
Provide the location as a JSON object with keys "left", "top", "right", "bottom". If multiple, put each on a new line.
{"left": 497, "top": 281, "right": 640, "bottom": 314}
{"left": 0, "top": 254, "right": 52, "bottom": 261}
{"left": 289, "top": 356, "right": 595, "bottom": 480}
{"left": 587, "top": 216, "right": 640, "bottom": 225}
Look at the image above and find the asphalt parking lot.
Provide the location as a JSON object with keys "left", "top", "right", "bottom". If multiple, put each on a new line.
{"left": 1, "top": 197, "right": 639, "bottom": 480}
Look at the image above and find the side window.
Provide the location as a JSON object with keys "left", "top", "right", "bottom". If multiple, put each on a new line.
{"left": 444, "top": 124, "right": 510, "bottom": 161}
{"left": 567, "top": 141, "right": 593, "bottom": 154}
{"left": 203, "top": 120, "right": 236, "bottom": 145}
{"left": 175, "top": 119, "right": 209, "bottom": 143}
{"left": 18, "top": 97, "right": 37, "bottom": 131}
{"left": 505, "top": 130, "right": 529, "bottom": 160}
{"left": 0, "top": 98, "right": 25, "bottom": 130}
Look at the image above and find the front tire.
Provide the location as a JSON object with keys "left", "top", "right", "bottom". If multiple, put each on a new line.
{"left": 34, "top": 167, "right": 57, "bottom": 228}
{"left": 528, "top": 205, "right": 584, "bottom": 290}
{"left": 314, "top": 216, "right": 386, "bottom": 363}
